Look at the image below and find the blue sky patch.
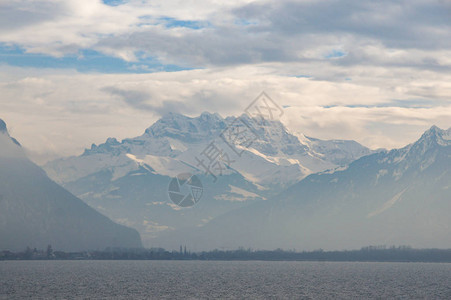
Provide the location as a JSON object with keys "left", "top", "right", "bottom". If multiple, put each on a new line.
{"left": 293, "top": 75, "right": 312, "bottom": 78}
{"left": 234, "top": 19, "right": 258, "bottom": 26}
{"left": 0, "top": 45, "right": 192, "bottom": 73}
{"left": 102, "top": 0, "right": 127, "bottom": 6}
{"left": 325, "top": 50, "right": 347, "bottom": 59}
{"left": 159, "top": 17, "right": 210, "bottom": 29}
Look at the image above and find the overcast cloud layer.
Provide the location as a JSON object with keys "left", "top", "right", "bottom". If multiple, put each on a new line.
{"left": 0, "top": 0, "right": 450, "bottom": 163}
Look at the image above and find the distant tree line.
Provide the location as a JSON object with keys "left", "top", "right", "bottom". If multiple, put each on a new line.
{"left": 1, "top": 245, "right": 450, "bottom": 262}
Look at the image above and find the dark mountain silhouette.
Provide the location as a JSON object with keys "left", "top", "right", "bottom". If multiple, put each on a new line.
{"left": 0, "top": 119, "right": 142, "bottom": 251}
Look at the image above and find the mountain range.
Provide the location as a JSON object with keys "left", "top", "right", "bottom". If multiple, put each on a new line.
{"left": 155, "top": 125, "right": 451, "bottom": 250}
{"left": 4, "top": 112, "right": 448, "bottom": 251}
{"left": 42, "top": 112, "right": 375, "bottom": 247}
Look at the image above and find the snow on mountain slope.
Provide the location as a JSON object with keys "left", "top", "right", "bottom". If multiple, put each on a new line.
{"left": 42, "top": 112, "right": 374, "bottom": 246}
{"left": 293, "top": 132, "right": 375, "bottom": 166}
{"left": 45, "top": 112, "right": 372, "bottom": 188}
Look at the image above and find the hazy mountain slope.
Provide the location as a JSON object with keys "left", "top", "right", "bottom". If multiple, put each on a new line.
{"left": 63, "top": 166, "right": 265, "bottom": 244}
{"left": 0, "top": 120, "right": 142, "bottom": 251}
{"left": 43, "top": 112, "right": 373, "bottom": 246}
{"left": 157, "top": 126, "right": 451, "bottom": 251}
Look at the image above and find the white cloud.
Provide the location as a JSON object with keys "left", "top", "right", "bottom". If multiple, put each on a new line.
{"left": 0, "top": 0, "right": 256, "bottom": 60}
{"left": 0, "top": 64, "right": 450, "bottom": 164}
{"left": 1, "top": 0, "right": 450, "bottom": 68}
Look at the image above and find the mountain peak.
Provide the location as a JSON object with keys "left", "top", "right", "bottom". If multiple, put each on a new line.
{"left": 105, "top": 137, "right": 120, "bottom": 145}
{"left": 402, "top": 125, "right": 451, "bottom": 159}
{"left": 417, "top": 125, "right": 450, "bottom": 146}
{"left": 200, "top": 111, "right": 222, "bottom": 119}
{"left": 425, "top": 125, "right": 441, "bottom": 135}
{"left": 0, "top": 119, "right": 7, "bottom": 134}
{"left": 0, "top": 119, "right": 21, "bottom": 147}
{"left": 144, "top": 112, "right": 226, "bottom": 141}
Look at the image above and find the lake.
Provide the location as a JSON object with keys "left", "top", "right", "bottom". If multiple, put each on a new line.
{"left": 1, "top": 261, "right": 450, "bottom": 299}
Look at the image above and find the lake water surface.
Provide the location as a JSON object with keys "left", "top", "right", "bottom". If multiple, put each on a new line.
{"left": 1, "top": 260, "right": 450, "bottom": 299}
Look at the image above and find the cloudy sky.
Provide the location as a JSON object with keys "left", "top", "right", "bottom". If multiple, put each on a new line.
{"left": 0, "top": 0, "right": 450, "bottom": 163}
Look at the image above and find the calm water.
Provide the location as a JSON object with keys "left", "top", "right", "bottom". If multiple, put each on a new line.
{"left": 0, "top": 260, "right": 450, "bottom": 299}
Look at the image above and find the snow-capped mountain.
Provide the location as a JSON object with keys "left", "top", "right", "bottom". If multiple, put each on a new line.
{"left": 43, "top": 112, "right": 373, "bottom": 247}
{"left": 0, "top": 119, "right": 142, "bottom": 251}
{"left": 162, "top": 126, "right": 451, "bottom": 251}
{"left": 45, "top": 112, "right": 372, "bottom": 187}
